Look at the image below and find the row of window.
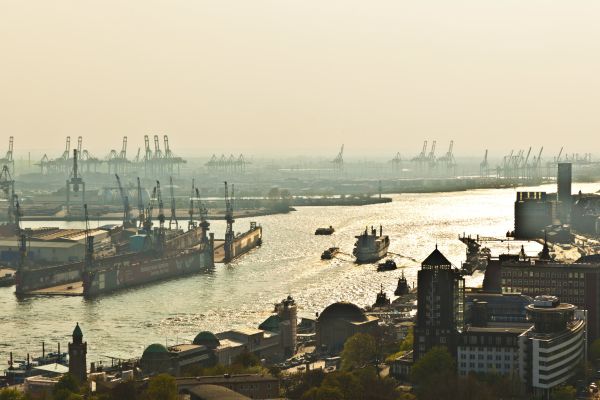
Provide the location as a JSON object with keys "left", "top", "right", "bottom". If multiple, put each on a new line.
{"left": 503, "top": 270, "right": 586, "bottom": 279}
{"left": 459, "top": 362, "right": 515, "bottom": 370}
{"left": 502, "top": 278, "right": 583, "bottom": 287}
{"left": 460, "top": 353, "right": 516, "bottom": 361}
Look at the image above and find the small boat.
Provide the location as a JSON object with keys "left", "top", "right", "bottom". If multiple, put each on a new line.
{"left": 315, "top": 226, "right": 335, "bottom": 235}
{"left": 377, "top": 259, "right": 397, "bottom": 271}
{"left": 321, "top": 247, "right": 339, "bottom": 260}
{"left": 372, "top": 285, "right": 391, "bottom": 308}
{"left": 0, "top": 271, "right": 15, "bottom": 287}
{"left": 394, "top": 271, "right": 410, "bottom": 296}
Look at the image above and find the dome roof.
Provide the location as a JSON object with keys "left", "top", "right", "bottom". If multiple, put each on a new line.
{"left": 318, "top": 302, "right": 367, "bottom": 322}
{"left": 193, "top": 331, "right": 220, "bottom": 348}
{"left": 143, "top": 343, "right": 169, "bottom": 355}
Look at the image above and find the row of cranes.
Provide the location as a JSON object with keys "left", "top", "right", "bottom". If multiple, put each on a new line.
{"left": 37, "top": 135, "right": 187, "bottom": 176}
{"left": 402, "top": 140, "right": 457, "bottom": 172}
{"left": 205, "top": 154, "right": 249, "bottom": 172}
{"left": 496, "top": 147, "right": 544, "bottom": 179}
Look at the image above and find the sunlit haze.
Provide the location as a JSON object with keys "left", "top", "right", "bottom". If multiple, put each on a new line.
{"left": 1, "top": 0, "right": 599, "bottom": 158}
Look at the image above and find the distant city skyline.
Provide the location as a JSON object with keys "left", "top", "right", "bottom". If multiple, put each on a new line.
{"left": 1, "top": 1, "right": 599, "bottom": 157}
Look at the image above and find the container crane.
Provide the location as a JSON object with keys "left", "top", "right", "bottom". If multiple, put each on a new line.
{"left": 332, "top": 145, "right": 344, "bottom": 169}
{"left": 480, "top": 149, "right": 489, "bottom": 177}
{"left": 66, "top": 149, "right": 85, "bottom": 217}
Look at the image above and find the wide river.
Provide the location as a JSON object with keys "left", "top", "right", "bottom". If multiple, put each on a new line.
{"left": 1, "top": 182, "right": 598, "bottom": 366}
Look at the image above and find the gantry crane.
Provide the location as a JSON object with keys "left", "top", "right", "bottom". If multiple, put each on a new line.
{"left": 480, "top": 149, "right": 489, "bottom": 177}
{"left": 0, "top": 165, "right": 15, "bottom": 224}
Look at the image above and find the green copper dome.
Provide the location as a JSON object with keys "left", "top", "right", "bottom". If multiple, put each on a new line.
{"left": 192, "top": 331, "right": 220, "bottom": 348}
{"left": 143, "top": 343, "right": 169, "bottom": 355}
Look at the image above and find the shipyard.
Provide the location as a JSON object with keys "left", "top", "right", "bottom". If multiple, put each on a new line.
{"left": 3, "top": 1, "right": 600, "bottom": 399}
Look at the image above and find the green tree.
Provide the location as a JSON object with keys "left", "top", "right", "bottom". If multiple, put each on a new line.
{"left": 399, "top": 329, "right": 413, "bottom": 352}
{"left": 232, "top": 350, "right": 261, "bottom": 368}
{"left": 550, "top": 385, "right": 576, "bottom": 400}
{"left": 144, "top": 374, "right": 177, "bottom": 400}
{"left": 591, "top": 338, "right": 600, "bottom": 365}
{"left": 108, "top": 380, "right": 138, "bottom": 400}
{"left": 300, "top": 386, "right": 343, "bottom": 400}
{"left": 410, "top": 346, "right": 454, "bottom": 386}
{"left": 340, "top": 333, "right": 377, "bottom": 370}
{"left": 53, "top": 373, "right": 82, "bottom": 400}
{"left": 0, "top": 388, "right": 25, "bottom": 400}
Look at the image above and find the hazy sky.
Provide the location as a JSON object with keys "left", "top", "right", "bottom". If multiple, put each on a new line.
{"left": 1, "top": 1, "right": 599, "bottom": 159}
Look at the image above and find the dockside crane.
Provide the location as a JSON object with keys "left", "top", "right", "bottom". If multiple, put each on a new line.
{"left": 155, "top": 180, "right": 166, "bottom": 246}
{"left": 188, "top": 179, "right": 196, "bottom": 231}
{"left": 480, "top": 149, "right": 489, "bottom": 177}
{"left": 0, "top": 165, "right": 15, "bottom": 225}
{"left": 196, "top": 187, "right": 210, "bottom": 243}
{"left": 66, "top": 149, "right": 85, "bottom": 218}
{"left": 115, "top": 174, "right": 132, "bottom": 227}
{"left": 224, "top": 181, "right": 235, "bottom": 262}
{"left": 332, "top": 145, "right": 344, "bottom": 170}
{"left": 168, "top": 176, "right": 178, "bottom": 230}
{"left": 137, "top": 177, "right": 145, "bottom": 229}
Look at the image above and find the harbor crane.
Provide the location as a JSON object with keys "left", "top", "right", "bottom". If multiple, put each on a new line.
{"left": 332, "top": 144, "right": 344, "bottom": 170}
{"left": 83, "top": 204, "right": 94, "bottom": 270}
{"left": 154, "top": 180, "right": 166, "bottom": 247}
{"left": 188, "top": 179, "right": 196, "bottom": 231}
{"left": 480, "top": 149, "right": 489, "bottom": 177}
{"left": 438, "top": 140, "right": 456, "bottom": 169}
{"left": 196, "top": 187, "right": 210, "bottom": 243}
{"left": 0, "top": 137, "right": 15, "bottom": 174}
{"left": 115, "top": 174, "right": 132, "bottom": 227}
{"left": 137, "top": 177, "right": 145, "bottom": 228}
{"left": 390, "top": 152, "right": 402, "bottom": 171}
{"left": 224, "top": 181, "right": 235, "bottom": 262}
{"left": 0, "top": 165, "right": 15, "bottom": 224}
{"left": 66, "top": 149, "right": 85, "bottom": 218}
{"left": 168, "top": 176, "right": 178, "bottom": 230}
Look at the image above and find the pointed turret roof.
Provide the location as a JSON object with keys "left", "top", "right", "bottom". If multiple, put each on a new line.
{"left": 73, "top": 323, "right": 83, "bottom": 339}
{"left": 422, "top": 246, "right": 451, "bottom": 267}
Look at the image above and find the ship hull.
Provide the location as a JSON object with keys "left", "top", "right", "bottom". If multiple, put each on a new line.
{"left": 83, "top": 246, "right": 213, "bottom": 297}
{"left": 354, "top": 243, "right": 389, "bottom": 264}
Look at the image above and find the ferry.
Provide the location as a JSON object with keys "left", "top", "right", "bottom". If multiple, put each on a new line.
{"left": 353, "top": 226, "right": 389, "bottom": 264}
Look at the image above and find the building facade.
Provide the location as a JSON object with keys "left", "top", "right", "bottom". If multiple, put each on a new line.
{"left": 519, "top": 296, "right": 586, "bottom": 398}
{"left": 68, "top": 323, "right": 87, "bottom": 382}
{"left": 413, "top": 247, "right": 465, "bottom": 361}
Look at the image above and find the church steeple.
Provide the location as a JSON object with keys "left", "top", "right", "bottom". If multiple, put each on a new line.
{"left": 69, "top": 323, "right": 87, "bottom": 382}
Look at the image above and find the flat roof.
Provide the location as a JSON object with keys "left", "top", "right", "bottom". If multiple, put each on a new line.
{"left": 465, "top": 325, "right": 531, "bottom": 335}
{"left": 0, "top": 240, "right": 82, "bottom": 249}
{"left": 33, "top": 363, "right": 69, "bottom": 374}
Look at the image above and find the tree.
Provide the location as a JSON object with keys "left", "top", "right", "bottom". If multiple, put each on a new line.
{"left": 340, "top": 333, "right": 377, "bottom": 370}
{"left": 399, "top": 329, "right": 413, "bottom": 352}
{"left": 550, "top": 385, "right": 576, "bottom": 400}
{"left": 591, "top": 338, "right": 600, "bottom": 365}
{"left": 144, "top": 374, "right": 177, "bottom": 400}
{"left": 53, "top": 373, "right": 82, "bottom": 400}
{"left": 300, "top": 386, "right": 343, "bottom": 400}
{"left": 233, "top": 350, "right": 261, "bottom": 368}
{"left": 410, "top": 346, "right": 454, "bottom": 386}
{"left": 0, "top": 389, "right": 25, "bottom": 400}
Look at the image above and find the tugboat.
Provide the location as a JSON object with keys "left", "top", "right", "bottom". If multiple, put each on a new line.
{"left": 353, "top": 225, "right": 389, "bottom": 264}
{"left": 315, "top": 226, "right": 335, "bottom": 235}
{"left": 373, "top": 285, "right": 391, "bottom": 308}
{"left": 321, "top": 247, "right": 340, "bottom": 260}
{"left": 0, "top": 270, "right": 15, "bottom": 287}
{"left": 377, "top": 259, "right": 397, "bottom": 272}
{"left": 394, "top": 271, "right": 410, "bottom": 296}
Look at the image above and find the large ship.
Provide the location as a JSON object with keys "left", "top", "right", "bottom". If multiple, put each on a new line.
{"left": 353, "top": 225, "right": 389, "bottom": 263}
{"left": 82, "top": 230, "right": 213, "bottom": 297}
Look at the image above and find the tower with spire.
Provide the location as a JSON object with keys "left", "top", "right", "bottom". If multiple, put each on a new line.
{"left": 413, "top": 245, "right": 465, "bottom": 361}
{"left": 68, "top": 323, "right": 87, "bottom": 382}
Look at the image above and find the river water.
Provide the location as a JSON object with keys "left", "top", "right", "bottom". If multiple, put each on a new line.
{"left": 1, "top": 182, "right": 598, "bottom": 365}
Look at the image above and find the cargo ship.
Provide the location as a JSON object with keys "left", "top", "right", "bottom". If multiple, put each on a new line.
{"left": 83, "top": 242, "right": 212, "bottom": 297}
{"left": 353, "top": 225, "right": 389, "bottom": 263}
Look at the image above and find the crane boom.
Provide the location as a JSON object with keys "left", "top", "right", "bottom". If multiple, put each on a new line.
{"left": 168, "top": 176, "right": 178, "bottom": 230}
{"left": 115, "top": 174, "right": 131, "bottom": 226}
